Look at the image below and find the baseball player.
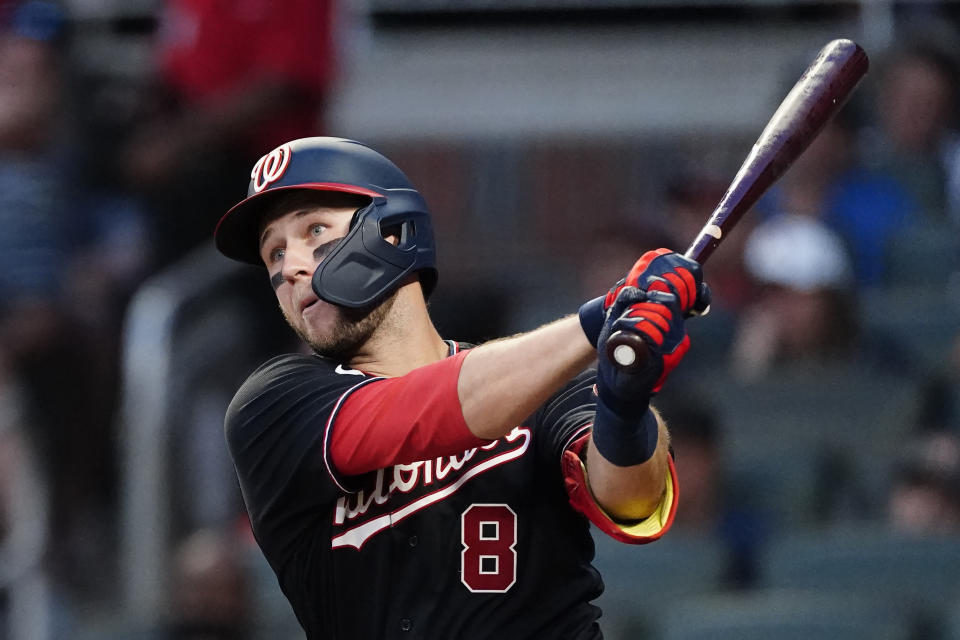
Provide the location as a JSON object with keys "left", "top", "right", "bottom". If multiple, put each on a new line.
{"left": 214, "top": 137, "right": 709, "bottom": 639}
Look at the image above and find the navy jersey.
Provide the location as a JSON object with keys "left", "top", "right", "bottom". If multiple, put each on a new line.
{"left": 225, "top": 344, "right": 673, "bottom": 639}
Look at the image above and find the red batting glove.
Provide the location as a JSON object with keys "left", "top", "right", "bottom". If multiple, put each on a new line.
{"left": 580, "top": 248, "right": 710, "bottom": 347}
{"left": 604, "top": 248, "right": 708, "bottom": 315}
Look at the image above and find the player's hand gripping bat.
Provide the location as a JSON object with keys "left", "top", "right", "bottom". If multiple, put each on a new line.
{"left": 605, "top": 38, "right": 870, "bottom": 372}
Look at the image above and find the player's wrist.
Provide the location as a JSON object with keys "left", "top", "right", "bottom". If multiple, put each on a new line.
{"left": 578, "top": 295, "right": 606, "bottom": 347}
{"left": 591, "top": 400, "right": 659, "bottom": 467}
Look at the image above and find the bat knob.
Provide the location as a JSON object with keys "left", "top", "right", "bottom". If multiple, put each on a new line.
{"left": 613, "top": 343, "right": 637, "bottom": 366}
{"left": 605, "top": 331, "right": 649, "bottom": 372}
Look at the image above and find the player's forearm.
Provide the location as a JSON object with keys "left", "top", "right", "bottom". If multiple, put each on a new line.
{"left": 457, "top": 315, "right": 595, "bottom": 440}
{"left": 584, "top": 412, "right": 670, "bottom": 521}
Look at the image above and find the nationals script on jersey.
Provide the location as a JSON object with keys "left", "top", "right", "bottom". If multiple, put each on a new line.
{"left": 333, "top": 426, "right": 531, "bottom": 551}
{"left": 225, "top": 344, "right": 676, "bottom": 639}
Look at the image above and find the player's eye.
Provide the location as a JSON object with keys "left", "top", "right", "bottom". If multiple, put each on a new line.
{"left": 310, "top": 223, "right": 326, "bottom": 237}
{"left": 269, "top": 247, "right": 285, "bottom": 264}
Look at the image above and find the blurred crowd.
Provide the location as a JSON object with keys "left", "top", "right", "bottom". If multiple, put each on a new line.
{"left": 0, "top": 0, "right": 335, "bottom": 635}
{"left": 0, "top": 0, "right": 959, "bottom": 638}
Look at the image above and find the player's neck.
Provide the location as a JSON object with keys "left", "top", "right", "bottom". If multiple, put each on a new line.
{"left": 347, "top": 282, "right": 447, "bottom": 377}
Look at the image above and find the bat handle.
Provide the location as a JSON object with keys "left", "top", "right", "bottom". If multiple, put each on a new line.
{"left": 604, "top": 330, "right": 649, "bottom": 373}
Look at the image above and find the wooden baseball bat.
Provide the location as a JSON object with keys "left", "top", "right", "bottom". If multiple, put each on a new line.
{"left": 606, "top": 38, "right": 869, "bottom": 371}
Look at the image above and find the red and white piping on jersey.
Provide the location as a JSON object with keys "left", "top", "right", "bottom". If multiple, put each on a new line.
{"left": 322, "top": 377, "right": 385, "bottom": 493}
{"left": 560, "top": 423, "right": 593, "bottom": 459}
{"left": 331, "top": 427, "right": 531, "bottom": 550}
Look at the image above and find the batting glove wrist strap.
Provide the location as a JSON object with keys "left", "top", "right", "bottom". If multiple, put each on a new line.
{"left": 579, "top": 295, "right": 606, "bottom": 346}
{"left": 592, "top": 403, "right": 659, "bottom": 467}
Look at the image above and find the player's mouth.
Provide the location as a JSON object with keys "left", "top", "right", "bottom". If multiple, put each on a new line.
{"left": 299, "top": 295, "right": 320, "bottom": 314}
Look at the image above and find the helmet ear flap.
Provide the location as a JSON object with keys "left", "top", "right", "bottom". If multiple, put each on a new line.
{"left": 348, "top": 199, "right": 403, "bottom": 247}
{"left": 379, "top": 219, "right": 414, "bottom": 249}
{"left": 312, "top": 201, "right": 436, "bottom": 308}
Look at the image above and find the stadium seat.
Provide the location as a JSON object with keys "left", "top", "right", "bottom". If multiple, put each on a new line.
{"left": 723, "top": 442, "right": 833, "bottom": 528}
{"left": 693, "top": 363, "right": 921, "bottom": 455}
{"left": 944, "top": 598, "right": 960, "bottom": 640}
{"left": 860, "top": 284, "right": 960, "bottom": 372}
{"left": 882, "top": 221, "right": 960, "bottom": 291}
{"left": 657, "top": 589, "right": 912, "bottom": 640}
{"left": 761, "top": 525, "right": 960, "bottom": 624}
{"left": 592, "top": 530, "right": 727, "bottom": 638}
{"left": 684, "top": 364, "right": 921, "bottom": 526}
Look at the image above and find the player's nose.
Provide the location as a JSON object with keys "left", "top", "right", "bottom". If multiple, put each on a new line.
{"left": 281, "top": 241, "right": 316, "bottom": 283}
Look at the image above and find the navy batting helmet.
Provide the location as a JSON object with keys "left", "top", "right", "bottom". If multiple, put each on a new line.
{"left": 214, "top": 137, "right": 437, "bottom": 308}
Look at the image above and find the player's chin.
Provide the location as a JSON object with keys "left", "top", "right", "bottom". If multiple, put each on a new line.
{"left": 295, "top": 308, "right": 359, "bottom": 356}
{"left": 307, "top": 325, "right": 370, "bottom": 360}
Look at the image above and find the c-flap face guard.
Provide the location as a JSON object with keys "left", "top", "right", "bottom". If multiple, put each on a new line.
{"left": 312, "top": 194, "right": 426, "bottom": 308}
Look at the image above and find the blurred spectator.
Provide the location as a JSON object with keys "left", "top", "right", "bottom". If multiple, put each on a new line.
{"left": 862, "top": 40, "right": 960, "bottom": 224}
{"left": 125, "top": 528, "right": 252, "bottom": 640}
{"left": 663, "top": 402, "right": 722, "bottom": 532}
{"left": 663, "top": 175, "right": 757, "bottom": 313}
{"left": 0, "top": 0, "right": 151, "bottom": 604}
{"left": 505, "top": 221, "right": 674, "bottom": 337}
{"left": 759, "top": 111, "right": 915, "bottom": 288}
{"left": 914, "top": 330, "right": 960, "bottom": 435}
{"left": 123, "top": 0, "right": 341, "bottom": 267}
{"left": 729, "top": 102, "right": 925, "bottom": 376}
{"left": 888, "top": 430, "right": 960, "bottom": 536}
{"left": 576, "top": 222, "right": 676, "bottom": 298}
{"left": 729, "top": 213, "right": 860, "bottom": 380}
{"left": 167, "top": 529, "right": 251, "bottom": 640}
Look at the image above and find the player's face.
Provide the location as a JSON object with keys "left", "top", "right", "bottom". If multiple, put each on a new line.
{"left": 259, "top": 206, "right": 393, "bottom": 358}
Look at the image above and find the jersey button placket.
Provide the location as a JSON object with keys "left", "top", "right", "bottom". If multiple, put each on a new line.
{"left": 400, "top": 618, "right": 413, "bottom": 632}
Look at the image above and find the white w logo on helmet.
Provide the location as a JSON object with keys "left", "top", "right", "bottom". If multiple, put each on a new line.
{"left": 251, "top": 143, "right": 293, "bottom": 193}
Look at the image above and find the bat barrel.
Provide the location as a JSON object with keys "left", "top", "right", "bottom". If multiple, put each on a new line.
{"left": 685, "top": 38, "right": 868, "bottom": 266}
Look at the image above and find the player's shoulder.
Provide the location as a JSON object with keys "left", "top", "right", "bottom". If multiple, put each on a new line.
{"left": 226, "top": 353, "right": 366, "bottom": 427}
{"left": 245, "top": 352, "right": 369, "bottom": 390}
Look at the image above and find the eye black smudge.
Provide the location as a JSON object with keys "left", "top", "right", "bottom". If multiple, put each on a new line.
{"left": 313, "top": 239, "right": 339, "bottom": 262}
{"left": 270, "top": 239, "right": 341, "bottom": 291}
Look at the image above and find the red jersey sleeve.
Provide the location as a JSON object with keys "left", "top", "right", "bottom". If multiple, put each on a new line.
{"left": 328, "top": 350, "right": 488, "bottom": 477}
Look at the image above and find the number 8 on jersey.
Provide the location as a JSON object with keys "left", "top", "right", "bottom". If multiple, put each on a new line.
{"left": 461, "top": 504, "right": 518, "bottom": 593}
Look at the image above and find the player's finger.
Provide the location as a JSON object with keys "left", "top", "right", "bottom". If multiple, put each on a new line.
{"left": 643, "top": 289, "right": 681, "bottom": 310}
{"left": 629, "top": 318, "right": 666, "bottom": 346}
{"left": 663, "top": 270, "right": 697, "bottom": 311}
{"left": 625, "top": 248, "right": 673, "bottom": 288}
{"left": 624, "top": 303, "right": 672, "bottom": 332}
{"left": 644, "top": 275, "right": 674, "bottom": 297}
{"left": 646, "top": 272, "right": 694, "bottom": 311}
{"left": 603, "top": 277, "right": 627, "bottom": 309}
